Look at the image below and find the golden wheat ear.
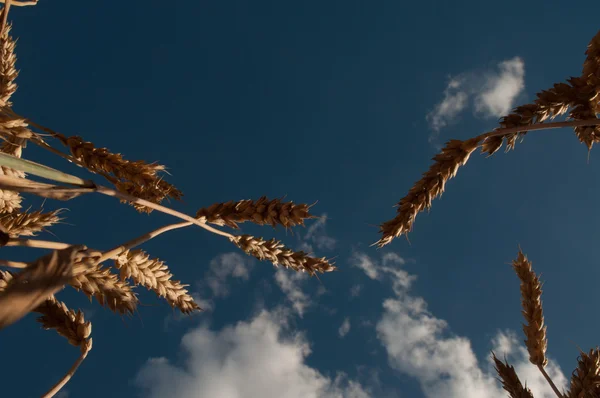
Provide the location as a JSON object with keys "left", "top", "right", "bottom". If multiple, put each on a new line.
{"left": 492, "top": 352, "right": 535, "bottom": 398}
{"left": 196, "top": 196, "right": 316, "bottom": 229}
{"left": 115, "top": 249, "right": 200, "bottom": 314}
{"left": 230, "top": 234, "right": 336, "bottom": 275}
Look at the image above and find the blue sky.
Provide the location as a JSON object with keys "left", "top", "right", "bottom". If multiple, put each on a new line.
{"left": 1, "top": 1, "right": 600, "bottom": 397}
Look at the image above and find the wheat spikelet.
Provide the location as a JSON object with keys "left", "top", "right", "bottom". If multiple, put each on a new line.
{"left": 231, "top": 234, "right": 336, "bottom": 275}
{"left": 0, "top": 208, "right": 62, "bottom": 236}
{"left": 114, "top": 249, "right": 200, "bottom": 314}
{"left": 376, "top": 137, "right": 480, "bottom": 247}
{"left": 196, "top": 196, "right": 315, "bottom": 229}
{"left": 115, "top": 179, "right": 180, "bottom": 213}
{"left": 70, "top": 262, "right": 138, "bottom": 315}
{"left": 492, "top": 352, "right": 535, "bottom": 398}
{"left": 0, "top": 22, "right": 17, "bottom": 106}
{"left": 566, "top": 348, "right": 600, "bottom": 398}
{"left": 512, "top": 251, "right": 547, "bottom": 367}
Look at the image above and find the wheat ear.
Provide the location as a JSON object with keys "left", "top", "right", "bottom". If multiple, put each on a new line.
{"left": 0, "top": 208, "right": 62, "bottom": 236}
{"left": 565, "top": 348, "right": 600, "bottom": 398}
{"left": 492, "top": 352, "right": 535, "bottom": 398}
{"left": 115, "top": 249, "right": 200, "bottom": 314}
{"left": 196, "top": 196, "right": 315, "bottom": 229}
{"left": 231, "top": 234, "right": 336, "bottom": 275}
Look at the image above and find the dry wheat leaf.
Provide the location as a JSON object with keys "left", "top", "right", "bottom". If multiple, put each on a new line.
{"left": 0, "top": 245, "right": 85, "bottom": 329}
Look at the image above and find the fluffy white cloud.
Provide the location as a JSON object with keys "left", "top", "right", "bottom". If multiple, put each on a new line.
{"left": 135, "top": 310, "right": 370, "bottom": 398}
{"left": 352, "top": 251, "right": 567, "bottom": 398}
{"left": 475, "top": 57, "right": 525, "bottom": 117}
{"left": 339, "top": 317, "right": 351, "bottom": 338}
{"left": 426, "top": 57, "right": 525, "bottom": 143}
{"left": 426, "top": 78, "right": 469, "bottom": 135}
{"left": 350, "top": 251, "right": 381, "bottom": 280}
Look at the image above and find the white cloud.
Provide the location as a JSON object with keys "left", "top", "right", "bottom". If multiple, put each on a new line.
{"left": 475, "top": 57, "right": 525, "bottom": 117}
{"left": 338, "top": 317, "right": 351, "bottom": 338}
{"left": 350, "top": 251, "right": 381, "bottom": 280}
{"left": 426, "top": 57, "right": 525, "bottom": 143}
{"left": 206, "top": 252, "right": 252, "bottom": 298}
{"left": 275, "top": 269, "right": 310, "bottom": 317}
{"left": 351, "top": 252, "right": 567, "bottom": 398}
{"left": 135, "top": 310, "right": 370, "bottom": 398}
{"left": 302, "top": 214, "right": 336, "bottom": 253}
{"left": 426, "top": 77, "right": 469, "bottom": 135}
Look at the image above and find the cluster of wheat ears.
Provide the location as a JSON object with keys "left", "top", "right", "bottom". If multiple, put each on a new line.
{"left": 0, "top": 1, "right": 599, "bottom": 397}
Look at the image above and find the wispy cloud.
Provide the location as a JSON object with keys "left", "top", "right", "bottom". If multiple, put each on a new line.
{"left": 274, "top": 269, "right": 310, "bottom": 317}
{"left": 299, "top": 214, "right": 336, "bottom": 253}
{"left": 135, "top": 310, "right": 370, "bottom": 398}
{"left": 353, "top": 251, "right": 567, "bottom": 398}
{"left": 206, "top": 252, "right": 253, "bottom": 298}
{"left": 426, "top": 77, "right": 469, "bottom": 136}
{"left": 338, "top": 317, "right": 351, "bottom": 338}
{"left": 426, "top": 57, "right": 525, "bottom": 144}
{"left": 350, "top": 284, "right": 362, "bottom": 298}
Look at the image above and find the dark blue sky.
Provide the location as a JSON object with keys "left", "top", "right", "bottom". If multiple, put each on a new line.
{"left": 1, "top": 1, "right": 600, "bottom": 397}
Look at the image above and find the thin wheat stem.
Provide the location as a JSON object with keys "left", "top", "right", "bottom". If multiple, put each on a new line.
{"left": 6, "top": 238, "right": 70, "bottom": 250}
{"left": 95, "top": 185, "right": 233, "bottom": 239}
{"left": 481, "top": 118, "right": 600, "bottom": 141}
{"left": 0, "top": 0, "right": 36, "bottom": 6}
{"left": 97, "top": 221, "right": 192, "bottom": 263}
{"left": 538, "top": 364, "right": 564, "bottom": 398}
{"left": 41, "top": 339, "right": 92, "bottom": 398}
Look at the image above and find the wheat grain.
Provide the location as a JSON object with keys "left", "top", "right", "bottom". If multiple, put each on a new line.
{"left": 115, "top": 249, "right": 200, "bottom": 314}
{"left": 512, "top": 251, "right": 547, "bottom": 368}
{"left": 231, "top": 234, "right": 335, "bottom": 275}
{"left": 566, "top": 348, "right": 600, "bottom": 398}
{"left": 196, "top": 196, "right": 315, "bottom": 229}
{"left": 0, "top": 22, "right": 16, "bottom": 106}
{"left": 492, "top": 352, "right": 535, "bottom": 398}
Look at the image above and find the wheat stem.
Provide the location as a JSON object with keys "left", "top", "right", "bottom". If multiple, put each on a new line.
{"left": 481, "top": 118, "right": 600, "bottom": 141}
{"left": 0, "top": 259, "right": 26, "bottom": 268}
{"left": 41, "top": 338, "right": 92, "bottom": 398}
{"left": 5, "top": 238, "right": 70, "bottom": 250}
{"left": 538, "top": 364, "right": 564, "bottom": 398}
{"left": 97, "top": 221, "right": 192, "bottom": 263}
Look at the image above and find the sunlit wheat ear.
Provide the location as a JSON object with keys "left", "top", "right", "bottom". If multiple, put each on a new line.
{"left": 115, "top": 249, "right": 200, "bottom": 314}
{"left": 492, "top": 352, "right": 535, "bottom": 398}
{"left": 566, "top": 347, "right": 600, "bottom": 398}
{"left": 0, "top": 22, "right": 17, "bottom": 106}
{"left": 196, "top": 196, "right": 316, "bottom": 229}
{"left": 231, "top": 234, "right": 336, "bottom": 275}
{"left": 0, "top": 208, "right": 62, "bottom": 236}
{"left": 70, "top": 261, "right": 138, "bottom": 315}
{"left": 512, "top": 251, "right": 547, "bottom": 367}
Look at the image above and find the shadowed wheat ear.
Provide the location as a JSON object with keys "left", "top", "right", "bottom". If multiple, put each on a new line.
{"left": 376, "top": 29, "right": 600, "bottom": 247}
{"left": 196, "top": 196, "right": 315, "bottom": 229}
{"left": 512, "top": 251, "right": 547, "bottom": 368}
{"left": 492, "top": 352, "right": 534, "bottom": 398}
{"left": 115, "top": 249, "right": 200, "bottom": 314}
{"left": 566, "top": 348, "right": 600, "bottom": 398}
{"left": 0, "top": 270, "right": 93, "bottom": 398}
